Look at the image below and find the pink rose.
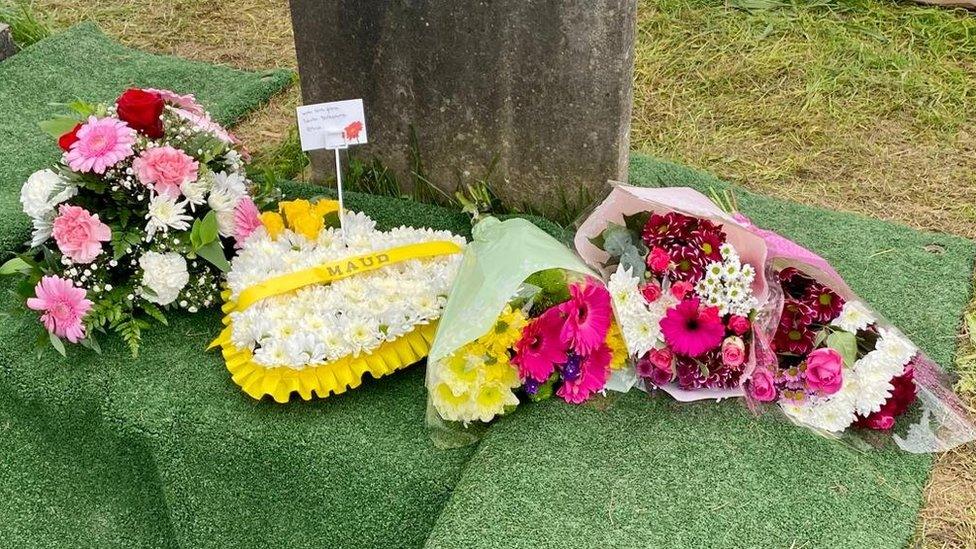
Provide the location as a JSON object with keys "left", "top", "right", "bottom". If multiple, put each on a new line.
{"left": 748, "top": 368, "right": 777, "bottom": 402}
{"left": 133, "top": 145, "right": 199, "bottom": 197}
{"left": 51, "top": 204, "right": 111, "bottom": 264}
{"left": 670, "top": 281, "right": 694, "bottom": 300}
{"left": 728, "top": 315, "right": 750, "bottom": 336}
{"left": 636, "top": 347, "right": 674, "bottom": 386}
{"left": 805, "top": 348, "right": 843, "bottom": 395}
{"left": 721, "top": 336, "right": 746, "bottom": 367}
{"left": 648, "top": 246, "right": 671, "bottom": 273}
{"left": 641, "top": 282, "right": 662, "bottom": 303}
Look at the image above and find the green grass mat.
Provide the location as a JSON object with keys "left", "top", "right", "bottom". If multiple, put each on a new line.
{"left": 420, "top": 154, "right": 975, "bottom": 549}
{"left": 0, "top": 389, "right": 176, "bottom": 549}
{"left": 0, "top": 22, "right": 292, "bottom": 253}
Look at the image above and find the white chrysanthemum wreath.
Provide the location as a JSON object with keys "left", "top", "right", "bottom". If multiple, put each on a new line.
{"left": 211, "top": 200, "right": 465, "bottom": 402}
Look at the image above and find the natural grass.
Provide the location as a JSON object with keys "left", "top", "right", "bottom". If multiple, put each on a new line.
{"left": 633, "top": 0, "right": 976, "bottom": 238}
{"left": 0, "top": 1, "right": 52, "bottom": 47}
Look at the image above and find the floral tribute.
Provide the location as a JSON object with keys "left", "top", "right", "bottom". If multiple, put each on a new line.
{"left": 429, "top": 270, "right": 627, "bottom": 424}
{"left": 593, "top": 210, "right": 761, "bottom": 395}
{"left": 3, "top": 88, "right": 267, "bottom": 356}
{"left": 209, "top": 199, "right": 465, "bottom": 403}
{"left": 746, "top": 268, "right": 920, "bottom": 433}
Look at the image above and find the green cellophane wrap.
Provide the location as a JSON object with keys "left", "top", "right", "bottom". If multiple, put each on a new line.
{"left": 426, "top": 217, "right": 598, "bottom": 448}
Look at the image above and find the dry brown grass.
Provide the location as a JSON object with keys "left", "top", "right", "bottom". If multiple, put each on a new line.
{"left": 14, "top": 0, "right": 976, "bottom": 546}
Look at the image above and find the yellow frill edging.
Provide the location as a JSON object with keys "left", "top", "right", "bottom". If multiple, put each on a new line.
{"left": 210, "top": 321, "right": 438, "bottom": 404}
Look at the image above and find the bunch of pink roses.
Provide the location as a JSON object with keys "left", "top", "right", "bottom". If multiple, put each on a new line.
{"left": 3, "top": 88, "right": 273, "bottom": 356}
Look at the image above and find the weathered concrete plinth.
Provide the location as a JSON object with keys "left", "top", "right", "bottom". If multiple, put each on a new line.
{"left": 289, "top": 0, "right": 637, "bottom": 211}
{"left": 0, "top": 24, "right": 15, "bottom": 61}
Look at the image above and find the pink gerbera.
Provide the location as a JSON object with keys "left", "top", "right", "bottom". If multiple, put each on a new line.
{"left": 27, "top": 276, "right": 92, "bottom": 343}
{"left": 660, "top": 298, "right": 725, "bottom": 357}
{"left": 557, "top": 343, "right": 612, "bottom": 404}
{"left": 512, "top": 308, "right": 567, "bottom": 382}
{"left": 233, "top": 197, "right": 262, "bottom": 248}
{"left": 66, "top": 116, "right": 136, "bottom": 174}
{"left": 558, "top": 279, "right": 612, "bottom": 355}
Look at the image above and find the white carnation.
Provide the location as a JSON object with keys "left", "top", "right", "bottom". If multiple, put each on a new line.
{"left": 139, "top": 252, "right": 190, "bottom": 305}
{"left": 20, "top": 169, "right": 76, "bottom": 219}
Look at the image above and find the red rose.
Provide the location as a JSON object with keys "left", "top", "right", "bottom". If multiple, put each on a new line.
{"left": 647, "top": 246, "right": 671, "bottom": 274}
{"left": 727, "top": 314, "right": 751, "bottom": 336}
{"left": 669, "top": 280, "right": 694, "bottom": 300}
{"left": 116, "top": 88, "right": 165, "bottom": 138}
{"left": 58, "top": 123, "right": 82, "bottom": 151}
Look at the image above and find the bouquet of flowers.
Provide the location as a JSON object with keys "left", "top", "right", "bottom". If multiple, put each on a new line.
{"left": 2, "top": 88, "right": 267, "bottom": 356}
{"left": 209, "top": 199, "right": 465, "bottom": 403}
{"left": 574, "top": 185, "right": 773, "bottom": 401}
{"left": 738, "top": 219, "right": 976, "bottom": 452}
{"left": 426, "top": 217, "right": 627, "bottom": 448}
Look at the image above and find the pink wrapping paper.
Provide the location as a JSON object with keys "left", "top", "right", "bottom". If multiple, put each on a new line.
{"left": 575, "top": 185, "right": 772, "bottom": 402}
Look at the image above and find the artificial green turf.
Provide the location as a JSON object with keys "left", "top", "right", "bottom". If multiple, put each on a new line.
{"left": 420, "top": 155, "right": 975, "bottom": 549}
{"left": 0, "top": 22, "right": 292, "bottom": 253}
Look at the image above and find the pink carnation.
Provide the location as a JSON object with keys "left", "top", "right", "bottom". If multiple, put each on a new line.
{"left": 27, "top": 276, "right": 92, "bottom": 343}
{"left": 233, "top": 197, "right": 262, "bottom": 247}
{"left": 133, "top": 146, "right": 199, "bottom": 197}
{"left": 557, "top": 344, "right": 612, "bottom": 404}
{"left": 145, "top": 88, "right": 205, "bottom": 115}
{"left": 51, "top": 204, "right": 111, "bottom": 264}
{"left": 65, "top": 116, "right": 136, "bottom": 174}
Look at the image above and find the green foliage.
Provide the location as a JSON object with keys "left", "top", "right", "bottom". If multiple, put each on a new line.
{"left": 0, "top": 1, "right": 51, "bottom": 48}
{"left": 523, "top": 269, "right": 571, "bottom": 314}
{"left": 111, "top": 316, "right": 150, "bottom": 358}
{"left": 826, "top": 329, "right": 857, "bottom": 368}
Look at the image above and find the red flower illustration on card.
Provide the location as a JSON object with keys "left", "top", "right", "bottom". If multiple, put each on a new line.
{"left": 343, "top": 121, "right": 364, "bottom": 141}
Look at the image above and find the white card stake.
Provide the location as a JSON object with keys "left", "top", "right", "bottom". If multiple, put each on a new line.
{"left": 295, "top": 99, "right": 369, "bottom": 239}
{"left": 297, "top": 99, "right": 368, "bottom": 151}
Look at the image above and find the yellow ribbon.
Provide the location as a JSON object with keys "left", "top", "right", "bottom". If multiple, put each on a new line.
{"left": 227, "top": 240, "right": 463, "bottom": 313}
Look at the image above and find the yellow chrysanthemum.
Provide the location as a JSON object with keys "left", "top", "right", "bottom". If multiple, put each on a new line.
{"left": 606, "top": 322, "right": 628, "bottom": 370}
{"left": 259, "top": 212, "right": 285, "bottom": 239}
{"left": 482, "top": 358, "right": 520, "bottom": 387}
{"left": 432, "top": 382, "right": 472, "bottom": 422}
{"left": 478, "top": 306, "right": 528, "bottom": 355}
{"left": 473, "top": 383, "right": 519, "bottom": 423}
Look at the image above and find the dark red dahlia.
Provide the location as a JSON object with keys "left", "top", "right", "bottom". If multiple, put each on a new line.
{"left": 778, "top": 267, "right": 814, "bottom": 300}
{"left": 642, "top": 212, "right": 694, "bottom": 247}
{"left": 673, "top": 352, "right": 742, "bottom": 391}
{"left": 854, "top": 362, "right": 918, "bottom": 430}
{"left": 773, "top": 301, "right": 816, "bottom": 355}
{"left": 802, "top": 281, "right": 844, "bottom": 324}
{"left": 696, "top": 230, "right": 724, "bottom": 262}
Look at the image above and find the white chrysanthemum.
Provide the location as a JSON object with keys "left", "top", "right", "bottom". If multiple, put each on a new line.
{"left": 607, "top": 265, "right": 671, "bottom": 357}
{"left": 145, "top": 195, "right": 192, "bottom": 239}
{"left": 30, "top": 218, "right": 53, "bottom": 248}
{"left": 139, "top": 251, "right": 189, "bottom": 305}
{"left": 831, "top": 300, "right": 875, "bottom": 333}
{"left": 20, "top": 169, "right": 77, "bottom": 220}
{"left": 228, "top": 211, "right": 464, "bottom": 368}
{"left": 180, "top": 176, "right": 211, "bottom": 209}
{"left": 695, "top": 245, "right": 759, "bottom": 319}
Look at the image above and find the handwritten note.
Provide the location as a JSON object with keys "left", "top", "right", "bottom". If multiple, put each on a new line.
{"left": 296, "top": 99, "right": 368, "bottom": 151}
